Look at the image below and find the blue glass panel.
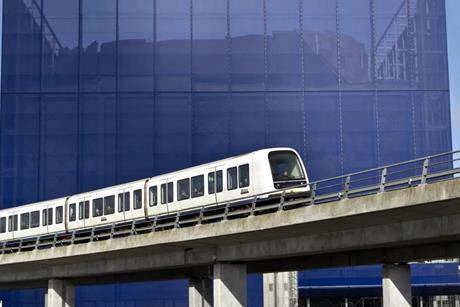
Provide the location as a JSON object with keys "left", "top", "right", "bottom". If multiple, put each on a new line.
{"left": 192, "top": 94, "right": 230, "bottom": 164}
{"left": 192, "top": 0, "right": 229, "bottom": 91}
{"left": 266, "top": 93, "right": 303, "bottom": 154}
{"left": 230, "top": 94, "right": 266, "bottom": 155}
{"left": 230, "top": 0, "right": 265, "bottom": 91}
{"left": 80, "top": 0, "right": 116, "bottom": 92}
{"left": 410, "top": 0, "right": 449, "bottom": 90}
{"left": 266, "top": 0, "right": 302, "bottom": 91}
{"left": 2, "top": 0, "right": 42, "bottom": 92}
{"left": 79, "top": 94, "right": 116, "bottom": 192}
{"left": 154, "top": 94, "right": 192, "bottom": 174}
{"left": 338, "top": 0, "right": 372, "bottom": 90}
{"left": 42, "top": 0, "right": 79, "bottom": 92}
{"left": 155, "top": 0, "right": 191, "bottom": 91}
{"left": 304, "top": 93, "right": 341, "bottom": 180}
{"left": 376, "top": 92, "right": 413, "bottom": 165}
{"left": 40, "top": 95, "right": 78, "bottom": 199}
{"left": 118, "top": 0, "right": 154, "bottom": 92}
{"left": 0, "top": 94, "right": 40, "bottom": 207}
{"left": 302, "top": 0, "right": 338, "bottom": 90}
{"left": 341, "top": 92, "right": 377, "bottom": 173}
{"left": 117, "top": 94, "right": 155, "bottom": 182}
{"left": 374, "top": 0, "right": 411, "bottom": 90}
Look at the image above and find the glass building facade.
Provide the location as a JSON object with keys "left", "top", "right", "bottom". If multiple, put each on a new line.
{"left": 0, "top": 0, "right": 451, "bottom": 305}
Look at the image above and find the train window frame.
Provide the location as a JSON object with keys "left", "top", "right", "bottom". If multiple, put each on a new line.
{"left": 56, "top": 206, "right": 63, "bottom": 224}
{"left": 191, "top": 175, "right": 204, "bottom": 198}
{"left": 31, "top": 210, "right": 40, "bottom": 228}
{"left": 8, "top": 215, "right": 18, "bottom": 232}
{"left": 149, "top": 186, "right": 157, "bottom": 207}
{"left": 20, "top": 212, "right": 30, "bottom": 230}
{"left": 177, "top": 178, "right": 190, "bottom": 201}
{"left": 239, "top": 164, "right": 250, "bottom": 188}
{"left": 227, "top": 167, "right": 237, "bottom": 190}
{"left": 93, "top": 198, "right": 103, "bottom": 217}
{"left": 0, "top": 217, "right": 6, "bottom": 233}
{"left": 104, "top": 195, "right": 115, "bottom": 215}
{"left": 69, "top": 203, "right": 77, "bottom": 222}
{"left": 133, "top": 189, "right": 142, "bottom": 210}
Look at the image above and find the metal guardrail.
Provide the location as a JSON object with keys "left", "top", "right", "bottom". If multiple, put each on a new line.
{"left": 1, "top": 150, "right": 460, "bottom": 255}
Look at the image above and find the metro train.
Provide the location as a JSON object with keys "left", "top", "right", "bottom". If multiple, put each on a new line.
{"left": 0, "top": 148, "right": 309, "bottom": 243}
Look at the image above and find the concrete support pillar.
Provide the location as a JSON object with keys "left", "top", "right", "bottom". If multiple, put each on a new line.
{"left": 213, "top": 263, "right": 247, "bottom": 307}
{"left": 382, "top": 264, "right": 412, "bottom": 307}
{"left": 263, "top": 271, "right": 298, "bottom": 307}
{"left": 46, "top": 279, "right": 75, "bottom": 307}
{"left": 189, "top": 278, "right": 213, "bottom": 307}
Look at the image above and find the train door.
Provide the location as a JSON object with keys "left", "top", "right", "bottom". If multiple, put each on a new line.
{"left": 41, "top": 203, "right": 50, "bottom": 234}
{"left": 159, "top": 177, "right": 175, "bottom": 214}
{"left": 117, "top": 187, "right": 131, "bottom": 222}
{"left": 7, "top": 210, "right": 18, "bottom": 240}
{"left": 77, "top": 197, "right": 90, "bottom": 229}
{"left": 208, "top": 165, "right": 224, "bottom": 204}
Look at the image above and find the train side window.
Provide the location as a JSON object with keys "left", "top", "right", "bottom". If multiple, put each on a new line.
{"left": 239, "top": 164, "right": 250, "bottom": 188}
{"left": 208, "top": 172, "right": 215, "bottom": 194}
{"left": 216, "top": 170, "right": 223, "bottom": 192}
{"left": 78, "top": 202, "right": 84, "bottom": 220}
{"left": 118, "top": 192, "right": 130, "bottom": 212}
{"left": 227, "top": 167, "right": 237, "bottom": 190}
{"left": 0, "top": 217, "right": 6, "bottom": 233}
{"left": 48, "top": 208, "right": 53, "bottom": 225}
{"left": 42, "top": 209, "right": 48, "bottom": 226}
{"left": 177, "top": 179, "right": 190, "bottom": 201}
{"left": 8, "top": 215, "right": 18, "bottom": 232}
{"left": 93, "top": 198, "right": 103, "bottom": 217}
{"left": 149, "top": 186, "right": 157, "bottom": 207}
{"left": 161, "top": 183, "right": 174, "bottom": 204}
{"left": 133, "top": 190, "right": 142, "bottom": 209}
{"left": 20, "top": 212, "right": 30, "bottom": 230}
{"left": 104, "top": 195, "right": 115, "bottom": 215}
{"left": 168, "top": 182, "right": 174, "bottom": 203}
{"left": 56, "top": 206, "right": 63, "bottom": 224}
{"left": 69, "top": 203, "right": 76, "bottom": 222}
{"left": 31, "top": 211, "right": 40, "bottom": 228}
{"left": 161, "top": 184, "right": 166, "bottom": 204}
{"left": 191, "top": 175, "right": 204, "bottom": 198}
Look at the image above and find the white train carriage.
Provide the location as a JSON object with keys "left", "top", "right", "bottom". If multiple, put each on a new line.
{"left": 0, "top": 147, "right": 309, "bottom": 243}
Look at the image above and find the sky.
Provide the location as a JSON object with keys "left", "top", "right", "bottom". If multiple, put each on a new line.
{"left": 446, "top": 0, "right": 460, "bottom": 152}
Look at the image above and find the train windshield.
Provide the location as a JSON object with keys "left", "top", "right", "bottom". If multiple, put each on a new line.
{"left": 269, "top": 151, "right": 305, "bottom": 182}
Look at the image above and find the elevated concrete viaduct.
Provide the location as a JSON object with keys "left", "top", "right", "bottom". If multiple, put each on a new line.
{"left": 0, "top": 177, "right": 459, "bottom": 306}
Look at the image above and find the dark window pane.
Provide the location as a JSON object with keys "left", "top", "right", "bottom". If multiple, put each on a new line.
{"left": 208, "top": 172, "right": 215, "bottom": 194}
{"left": 191, "top": 175, "right": 204, "bottom": 198}
{"left": 239, "top": 164, "right": 250, "bottom": 188}
{"left": 56, "top": 206, "right": 63, "bottom": 224}
{"left": 31, "top": 210, "right": 40, "bottom": 228}
{"left": 69, "top": 203, "right": 76, "bottom": 221}
{"left": 161, "top": 184, "right": 167, "bottom": 204}
{"left": 156, "top": 0, "right": 191, "bottom": 91}
{"left": 133, "top": 189, "right": 142, "bottom": 209}
{"left": 79, "top": 202, "right": 85, "bottom": 219}
{"left": 216, "top": 170, "right": 223, "bottom": 193}
{"left": 81, "top": 0, "right": 116, "bottom": 92}
{"left": 0, "top": 217, "right": 6, "bottom": 233}
{"left": 118, "top": 0, "right": 154, "bottom": 91}
{"left": 20, "top": 212, "right": 30, "bottom": 230}
{"left": 42, "top": 209, "right": 48, "bottom": 226}
{"left": 8, "top": 215, "right": 18, "bottom": 232}
{"left": 48, "top": 208, "right": 53, "bottom": 225}
{"left": 227, "top": 167, "right": 237, "bottom": 190}
{"left": 84, "top": 201, "right": 90, "bottom": 219}
{"left": 124, "top": 192, "right": 130, "bottom": 211}
{"left": 117, "top": 194, "right": 124, "bottom": 212}
{"left": 178, "top": 178, "right": 190, "bottom": 201}
{"left": 104, "top": 195, "right": 115, "bottom": 215}
{"left": 42, "top": 0, "right": 79, "bottom": 92}
{"left": 93, "top": 198, "right": 103, "bottom": 217}
{"left": 149, "top": 186, "right": 157, "bottom": 207}
{"left": 168, "top": 182, "right": 174, "bottom": 203}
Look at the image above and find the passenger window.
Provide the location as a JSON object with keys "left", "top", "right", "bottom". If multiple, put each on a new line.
{"left": 79, "top": 202, "right": 89, "bottom": 220}
{"left": 8, "top": 215, "right": 18, "bottom": 232}
{"left": 177, "top": 179, "right": 190, "bottom": 201}
{"left": 149, "top": 186, "right": 157, "bottom": 207}
{"left": 239, "top": 164, "right": 250, "bottom": 188}
{"left": 133, "top": 189, "right": 142, "bottom": 209}
{"left": 168, "top": 182, "right": 174, "bottom": 203}
{"left": 104, "top": 195, "right": 115, "bottom": 215}
{"left": 93, "top": 198, "right": 103, "bottom": 217}
{"left": 0, "top": 217, "right": 6, "bottom": 233}
{"left": 161, "top": 183, "right": 174, "bottom": 204}
{"left": 69, "top": 203, "right": 76, "bottom": 222}
{"left": 20, "top": 212, "right": 30, "bottom": 230}
{"left": 191, "top": 175, "right": 204, "bottom": 198}
{"left": 227, "top": 167, "right": 237, "bottom": 190}
{"left": 56, "top": 206, "right": 63, "bottom": 224}
{"left": 208, "top": 172, "right": 215, "bottom": 194}
{"left": 118, "top": 192, "right": 130, "bottom": 212}
{"left": 42, "top": 209, "right": 48, "bottom": 226}
{"left": 216, "top": 170, "right": 223, "bottom": 193}
{"left": 31, "top": 211, "right": 40, "bottom": 228}
{"left": 48, "top": 208, "right": 53, "bottom": 225}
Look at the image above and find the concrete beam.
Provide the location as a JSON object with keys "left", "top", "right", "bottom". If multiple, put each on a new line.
{"left": 189, "top": 278, "right": 213, "bottom": 307}
{"left": 382, "top": 264, "right": 412, "bottom": 307}
{"left": 263, "top": 271, "right": 298, "bottom": 307}
{"left": 46, "top": 279, "right": 74, "bottom": 307}
{"left": 213, "top": 263, "right": 247, "bottom": 307}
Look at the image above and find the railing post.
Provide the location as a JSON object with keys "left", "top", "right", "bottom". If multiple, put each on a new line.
{"left": 343, "top": 176, "right": 351, "bottom": 198}
{"left": 278, "top": 191, "right": 286, "bottom": 211}
{"left": 250, "top": 197, "right": 257, "bottom": 216}
{"left": 311, "top": 183, "right": 316, "bottom": 205}
{"left": 421, "top": 158, "right": 429, "bottom": 184}
{"left": 380, "top": 168, "right": 387, "bottom": 193}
